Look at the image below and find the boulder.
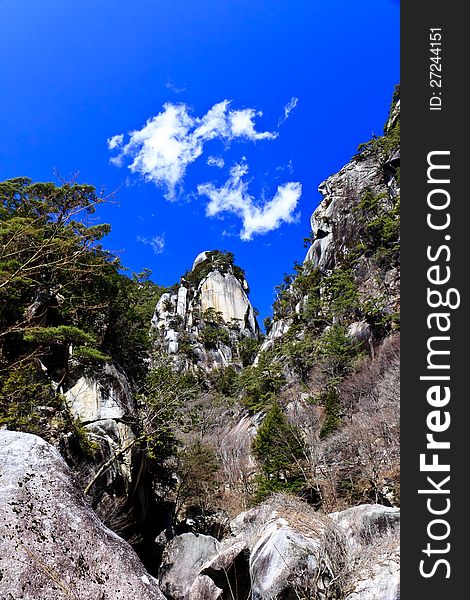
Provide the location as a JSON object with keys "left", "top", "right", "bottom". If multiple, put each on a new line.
{"left": 0, "top": 430, "right": 164, "bottom": 600}
{"left": 159, "top": 497, "right": 401, "bottom": 600}
{"left": 159, "top": 532, "right": 221, "bottom": 600}
{"left": 330, "top": 503, "right": 400, "bottom": 549}
{"left": 192, "top": 250, "right": 210, "bottom": 271}
{"left": 248, "top": 510, "right": 344, "bottom": 599}
{"left": 332, "top": 504, "right": 400, "bottom": 600}
{"left": 188, "top": 574, "right": 223, "bottom": 599}
{"left": 345, "top": 552, "right": 400, "bottom": 600}
{"left": 199, "top": 496, "right": 346, "bottom": 600}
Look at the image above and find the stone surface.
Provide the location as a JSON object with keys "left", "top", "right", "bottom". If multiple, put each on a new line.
{"left": 200, "top": 270, "right": 256, "bottom": 331}
{"left": 158, "top": 532, "right": 221, "bottom": 600}
{"left": 330, "top": 503, "right": 400, "bottom": 549}
{"left": 258, "top": 317, "right": 293, "bottom": 355}
{"left": 65, "top": 362, "right": 133, "bottom": 423}
{"left": 345, "top": 552, "right": 400, "bottom": 600}
{"left": 0, "top": 430, "right": 164, "bottom": 600}
{"left": 192, "top": 250, "right": 210, "bottom": 271}
{"left": 188, "top": 574, "right": 223, "bottom": 600}
{"left": 177, "top": 285, "right": 188, "bottom": 317}
{"left": 333, "top": 504, "right": 400, "bottom": 600}
{"left": 63, "top": 363, "right": 139, "bottom": 504}
{"left": 259, "top": 104, "right": 400, "bottom": 370}
{"left": 150, "top": 252, "right": 259, "bottom": 371}
{"left": 193, "top": 496, "right": 345, "bottom": 600}
{"left": 83, "top": 418, "right": 135, "bottom": 491}
{"left": 180, "top": 497, "right": 400, "bottom": 600}
{"left": 248, "top": 507, "right": 342, "bottom": 599}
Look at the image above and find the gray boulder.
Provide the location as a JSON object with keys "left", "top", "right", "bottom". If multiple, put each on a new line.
{"left": 192, "top": 496, "right": 346, "bottom": 600}
{"left": 0, "top": 430, "right": 164, "bottom": 600}
{"left": 188, "top": 574, "right": 224, "bottom": 599}
{"left": 332, "top": 504, "right": 400, "bottom": 600}
{"left": 345, "top": 553, "right": 400, "bottom": 600}
{"left": 330, "top": 503, "right": 400, "bottom": 548}
{"left": 159, "top": 532, "right": 221, "bottom": 600}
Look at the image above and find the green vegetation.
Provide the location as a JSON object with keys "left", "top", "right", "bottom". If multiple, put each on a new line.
{"left": 319, "top": 387, "right": 342, "bottom": 438}
{"left": 0, "top": 87, "right": 400, "bottom": 515}
{"left": 252, "top": 403, "right": 305, "bottom": 502}
{"left": 137, "top": 352, "right": 203, "bottom": 480}
{"left": 353, "top": 189, "right": 400, "bottom": 269}
{"left": 0, "top": 364, "right": 55, "bottom": 432}
{"left": 209, "top": 365, "right": 239, "bottom": 398}
{"left": 175, "top": 440, "right": 220, "bottom": 517}
{"left": 238, "top": 336, "right": 262, "bottom": 367}
{"left": 200, "top": 324, "right": 230, "bottom": 348}
{"left": 182, "top": 250, "right": 248, "bottom": 292}
{"left": 0, "top": 177, "right": 163, "bottom": 446}
{"left": 239, "top": 350, "right": 285, "bottom": 412}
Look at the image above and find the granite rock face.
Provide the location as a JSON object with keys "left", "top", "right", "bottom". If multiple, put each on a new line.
{"left": 158, "top": 533, "right": 221, "bottom": 600}
{"left": 64, "top": 362, "right": 136, "bottom": 492}
{"left": 65, "top": 362, "right": 134, "bottom": 423}
{"left": 332, "top": 504, "right": 400, "bottom": 600}
{"left": 261, "top": 98, "right": 400, "bottom": 365}
{"left": 0, "top": 430, "right": 165, "bottom": 600}
{"left": 151, "top": 250, "right": 259, "bottom": 371}
{"left": 200, "top": 270, "right": 256, "bottom": 332}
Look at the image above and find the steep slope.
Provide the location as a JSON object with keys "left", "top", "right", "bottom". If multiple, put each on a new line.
{"left": 239, "top": 90, "right": 401, "bottom": 509}
{"left": 263, "top": 93, "right": 400, "bottom": 358}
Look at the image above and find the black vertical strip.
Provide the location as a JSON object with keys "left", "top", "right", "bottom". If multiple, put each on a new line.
{"left": 401, "top": 4, "right": 467, "bottom": 597}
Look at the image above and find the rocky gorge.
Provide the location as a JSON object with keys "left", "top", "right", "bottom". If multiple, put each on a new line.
{"left": 0, "top": 89, "right": 400, "bottom": 599}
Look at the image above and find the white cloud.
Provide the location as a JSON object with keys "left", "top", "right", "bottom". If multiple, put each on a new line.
{"left": 108, "top": 101, "right": 277, "bottom": 199}
{"left": 198, "top": 162, "right": 301, "bottom": 241}
{"left": 207, "top": 156, "right": 225, "bottom": 168}
{"left": 107, "top": 134, "right": 124, "bottom": 150}
{"left": 278, "top": 97, "right": 299, "bottom": 125}
{"left": 136, "top": 234, "right": 165, "bottom": 254}
{"left": 230, "top": 108, "right": 278, "bottom": 140}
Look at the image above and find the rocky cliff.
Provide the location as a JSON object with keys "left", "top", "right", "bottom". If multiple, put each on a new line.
{"left": 151, "top": 250, "right": 259, "bottom": 371}
{"left": 262, "top": 96, "right": 400, "bottom": 358}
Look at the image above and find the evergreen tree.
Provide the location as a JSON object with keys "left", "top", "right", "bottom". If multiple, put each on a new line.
{"left": 252, "top": 403, "right": 305, "bottom": 501}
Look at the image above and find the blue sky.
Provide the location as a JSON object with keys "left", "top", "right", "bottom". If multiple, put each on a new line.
{"left": 0, "top": 0, "right": 399, "bottom": 323}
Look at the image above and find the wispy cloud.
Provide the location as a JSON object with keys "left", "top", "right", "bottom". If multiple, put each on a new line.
{"left": 198, "top": 162, "right": 301, "bottom": 241}
{"left": 278, "top": 96, "right": 299, "bottom": 125}
{"left": 207, "top": 156, "right": 225, "bottom": 168}
{"left": 165, "top": 81, "right": 186, "bottom": 94}
{"left": 108, "top": 100, "right": 277, "bottom": 199}
{"left": 136, "top": 234, "right": 165, "bottom": 254}
{"left": 275, "top": 159, "right": 294, "bottom": 174}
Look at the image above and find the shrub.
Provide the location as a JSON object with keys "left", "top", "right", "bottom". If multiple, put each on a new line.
{"left": 175, "top": 440, "right": 220, "bottom": 517}
{"left": 210, "top": 365, "right": 239, "bottom": 397}
{"left": 239, "top": 351, "right": 285, "bottom": 411}
{"left": 238, "top": 336, "right": 261, "bottom": 367}
{"left": 200, "top": 325, "right": 230, "bottom": 348}
{"left": 319, "top": 387, "right": 342, "bottom": 439}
